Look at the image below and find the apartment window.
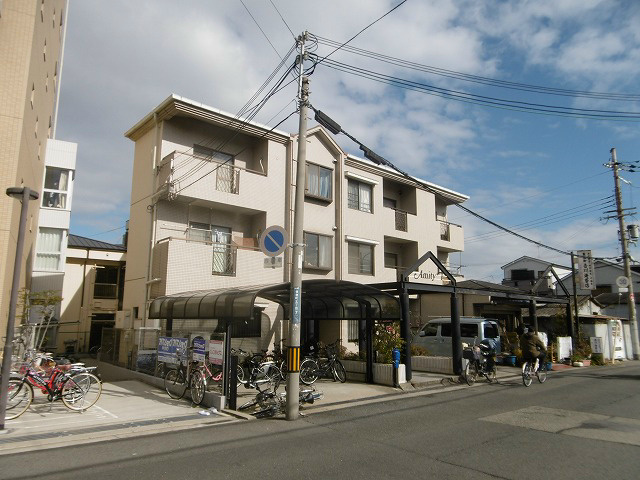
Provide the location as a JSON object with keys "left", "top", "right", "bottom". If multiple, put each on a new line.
{"left": 303, "top": 232, "right": 332, "bottom": 270}
{"left": 35, "top": 227, "right": 63, "bottom": 270}
{"left": 31, "top": 84, "right": 35, "bottom": 108}
{"left": 188, "top": 222, "right": 211, "bottom": 242}
{"left": 347, "top": 179, "right": 372, "bottom": 213}
{"left": 348, "top": 242, "right": 373, "bottom": 275}
{"left": 43, "top": 39, "right": 46, "bottom": 62}
{"left": 42, "top": 167, "right": 69, "bottom": 209}
{"left": 306, "top": 163, "right": 332, "bottom": 201}
{"left": 193, "top": 145, "right": 233, "bottom": 164}
{"left": 348, "top": 320, "right": 359, "bottom": 342}
{"left": 94, "top": 266, "right": 119, "bottom": 299}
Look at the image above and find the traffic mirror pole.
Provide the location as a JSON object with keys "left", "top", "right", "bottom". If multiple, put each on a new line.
{"left": 286, "top": 33, "right": 309, "bottom": 420}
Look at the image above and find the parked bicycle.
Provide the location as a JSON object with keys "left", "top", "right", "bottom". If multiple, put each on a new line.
{"left": 299, "top": 340, "right": 346, "bottom": 385}
{"left": 236, "top": 351, "right": 281, "bottom": 389}
{"left": 238, "top": 376, "right": 323, "bottom": 418}
{"left": 462, "top": 339, "right": 497, "bottom": 385}
{"left": 522, "top": 358, "right": 547, "bottom": 387}
{"left": 5, "top": 363, "right": 102, "bottom": 420}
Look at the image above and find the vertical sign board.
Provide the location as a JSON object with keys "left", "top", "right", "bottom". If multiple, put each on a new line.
{"left": 590, "top": 337, "right": 603, "bottom": 355}
{"left": 577, "top": 250, "right": 596, "bottom": 290}
{"left": 292, "top": 286, "right": 301, "bottom": 325}
{"left": 209, "top": 338, "right": 224, "bottom": 366}
{"left": 192, "top": 337, "right": 206, "bottom": 362}
{"left": 157, "top": 337, "right": 188, "bottom": 364}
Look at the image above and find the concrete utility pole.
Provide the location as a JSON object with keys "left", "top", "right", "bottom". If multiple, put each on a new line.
{"left": 286, "top": 32, "right": 309, "bottom": 420}
{"left": 610, "top": 147, "right": 640, "bottom": 360}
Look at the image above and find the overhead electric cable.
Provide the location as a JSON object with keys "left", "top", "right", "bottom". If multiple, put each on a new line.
{"left": 313, "top": 58, "right": 640, "bottom": 121}
{"left": 311, "top": 34, "right": 640, "bottom": 102}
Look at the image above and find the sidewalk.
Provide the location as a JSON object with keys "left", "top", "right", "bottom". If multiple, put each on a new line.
{"left": 0, "top": 363, "right": 542, "bottom": 455}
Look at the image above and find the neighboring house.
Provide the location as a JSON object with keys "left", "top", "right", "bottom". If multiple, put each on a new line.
{"left": 502, "top": 256, "right": 571, "bottom": 292}
{"left": 121, "top": 94, "right": 467, "bottom": 354}
{"left": 57, "top": 234, "right": 126, "bottom": 354}
{"left": 29, "top": 139, "right": 77, "bottom": 349}
{"left": 0, "top": 0, "right": 68, "bottom": 347}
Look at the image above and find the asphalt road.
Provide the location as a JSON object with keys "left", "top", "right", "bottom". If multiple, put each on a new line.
{"left": 2, "top": 362, "right": 639, "bottom": 480}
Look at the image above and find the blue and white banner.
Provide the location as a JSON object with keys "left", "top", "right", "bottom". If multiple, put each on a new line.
{"left": 157, "top": 336, "right": 188, "bottom": 364}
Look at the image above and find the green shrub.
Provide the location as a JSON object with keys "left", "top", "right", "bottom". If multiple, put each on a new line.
{"left": 374, "top": 322, "right": 405, "bottom": 364}
{"left": 591, "top": 353, "right": 605, "bottom": 365}
{"left": 411, "top": 344, "right": 429, "bottom": 357}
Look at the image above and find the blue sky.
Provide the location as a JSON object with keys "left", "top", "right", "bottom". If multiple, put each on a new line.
{"left": 56, "top": 0, "right": 640, "bottom": 282}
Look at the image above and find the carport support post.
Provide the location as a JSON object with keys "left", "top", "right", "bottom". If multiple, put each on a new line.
{"left": 451, "top": 292, "right": 462, "bottom": 376}
{"left": 529, "top": 300, "right": 538, "bottom": 334}
{"left": 366, "top": 316, "right": 374, "bottom": 384}
{"left": 399, "top": 284, "right": 412, "bottom": 381}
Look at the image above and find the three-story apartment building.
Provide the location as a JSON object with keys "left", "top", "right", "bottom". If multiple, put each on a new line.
{"left": 122, "top": 95, "right": 467, "bottom": 352}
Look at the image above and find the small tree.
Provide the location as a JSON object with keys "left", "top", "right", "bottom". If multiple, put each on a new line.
{"left": 374, "top": 322, "right": 405, "bottom": 364}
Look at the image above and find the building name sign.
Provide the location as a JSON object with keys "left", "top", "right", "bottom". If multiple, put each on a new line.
{"left": 577, "top": 249, "right": 596, "bottom": 290}
{"left": 412, "top": 270, "right": 436, "bottom": 281}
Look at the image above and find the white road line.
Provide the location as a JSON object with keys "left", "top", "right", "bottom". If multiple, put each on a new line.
{"left": 93, "top": 405, "right": 118, "bottom": 418}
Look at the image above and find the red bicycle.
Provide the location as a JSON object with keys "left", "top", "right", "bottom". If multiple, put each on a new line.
{"left": 5, "top": 364, "right": 102, "bottom": 420}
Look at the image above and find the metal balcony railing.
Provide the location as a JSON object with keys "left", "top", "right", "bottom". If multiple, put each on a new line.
{"left": 212, "top": 243, "right": 237, "bottom": 276}
{"left": 440, "top": 221, "right": 450, "bottom": 241}
{"left": 216, "top": 165, "right": 240, "bottom": 194}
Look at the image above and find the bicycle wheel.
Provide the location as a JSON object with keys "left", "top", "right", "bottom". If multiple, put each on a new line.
{"left": 165, "top": 368, "right": 187, "bottom": 399}
{"left": 522, "top": 363, "right": 533, "bottom": 387}
{"left": 236, "top": 365, "right": 245, "bottom": 387}
{"left": 299, "top": 359, "right": 319, "bottom": 385}
{"left": 88, "top": 346, "right": 100, "bottom": 359}
{"left": 537, "top": 363, "right": 548, "bottom": 383}
{"left": 190, "top": 371, "right": 206, "bottom": 405}
{"left": 279, "top": 360, "right": 288, "bottom": 380}
{"left": 333, "top": 360, "right": 347, "bottom": 383}
{"left": 62, "top": 372, "right": 102, "bottom": 411}
{"left": 464, "top": 360, "right": 478, "bottom": 385}
{"left": 5, "top": 379, "right": 33, "bottom": 420}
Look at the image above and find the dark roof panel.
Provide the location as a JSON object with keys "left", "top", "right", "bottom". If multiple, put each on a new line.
{"left": 68, "top": 234, "right": 126, "bottom": 252}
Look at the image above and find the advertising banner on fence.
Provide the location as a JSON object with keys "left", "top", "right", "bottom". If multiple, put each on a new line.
{"left": 157, "top": 337, "right": 188, "bottom": 364}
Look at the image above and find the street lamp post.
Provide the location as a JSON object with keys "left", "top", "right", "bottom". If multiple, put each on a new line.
{"left": 0, "top": 187, "right": 39, "bottom": 431}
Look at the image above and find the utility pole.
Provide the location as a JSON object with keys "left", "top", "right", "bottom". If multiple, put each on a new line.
{"left": 286, "top": 32, "right": 308, "bottom": 420}
{"left": 610, "top": 147, "right": 640, "bottom": 360}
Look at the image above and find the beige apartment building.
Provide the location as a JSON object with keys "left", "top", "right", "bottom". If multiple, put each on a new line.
{"left": 121, "top": 95, "right": 467, "bottom": 353}
{"left": 0, "top": 0, "right": 68, "bottom": 347}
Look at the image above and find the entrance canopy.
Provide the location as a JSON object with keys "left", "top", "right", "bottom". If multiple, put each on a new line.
{"left": 148, "top": 280, "right": 400, "bottom": 322}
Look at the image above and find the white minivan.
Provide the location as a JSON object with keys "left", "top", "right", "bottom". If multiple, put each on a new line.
{"left": 412, "top": 317, "right": 501, "bottom": 356}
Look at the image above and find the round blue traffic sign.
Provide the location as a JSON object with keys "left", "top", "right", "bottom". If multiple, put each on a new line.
{"left": 260, "top": 225, "right": 288, "bottom": 257}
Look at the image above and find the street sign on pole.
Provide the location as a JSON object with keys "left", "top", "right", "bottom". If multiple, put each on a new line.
{"left": 259, "top": 225, "right": 288, "bottom": 257}
{"left": 576, "top": 249, "right": 596, "bottom": 290}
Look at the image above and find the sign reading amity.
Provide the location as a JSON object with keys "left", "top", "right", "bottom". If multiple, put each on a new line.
{"left": 577, "top": 249, "right": 596, "bottom": 290}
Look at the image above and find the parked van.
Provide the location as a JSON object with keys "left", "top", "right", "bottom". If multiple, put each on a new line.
{"left": 412, "top": 317, "right": 501, "bottom": 357}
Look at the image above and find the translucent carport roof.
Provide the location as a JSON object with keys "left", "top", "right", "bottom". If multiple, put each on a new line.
{"left": 148, "top": 280, "right": 400, "bottom": 322}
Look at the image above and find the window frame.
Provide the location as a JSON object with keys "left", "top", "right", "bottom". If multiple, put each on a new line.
{"left": 42, "top": 166, "right": 70, "bottom": 209}
{"left": 305, "top": 162, "right": 333, "bottom": 202}
{"left": 303, "top": 231, "right": 333, "bottom": 270}
{"left": 348, "top": 241, "right": 374, "bottom": 275}
{"left": 347, "top": 179, "right": 373, "bottom": 213}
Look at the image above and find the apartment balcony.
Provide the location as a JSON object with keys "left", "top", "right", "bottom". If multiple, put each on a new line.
{"left": 151, "top": 237, "right": 283, "bottom": 297}
{"left": 156, "top": 150, "right": 282, "bottom": 213}
{"left": 381, "top": 206, "right": 416, "bottom": 238}
{"left": 437, "top": 220, "right": 464, "bottom": 252}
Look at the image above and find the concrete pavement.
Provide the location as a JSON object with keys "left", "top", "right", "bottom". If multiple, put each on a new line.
{"left": 0, "top": 362, "right": 550, "bottom": 455}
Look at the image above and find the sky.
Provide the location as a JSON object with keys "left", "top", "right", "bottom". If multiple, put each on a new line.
{"left": 55, "top": 0, "right": 640, "bottom": 283}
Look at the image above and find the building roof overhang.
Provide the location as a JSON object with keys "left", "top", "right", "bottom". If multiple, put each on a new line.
{"left": 125, "top": 94, "right": 290, "bottom": 144}
{"left": 148, "top": 280, "right": 400, "bottom": 322}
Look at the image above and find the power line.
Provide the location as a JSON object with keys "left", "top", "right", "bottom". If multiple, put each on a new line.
{"left": 312, "top": 0, "right": 408, "bottom": 68}
{"left": 311, "top": 34, "right": 640, "bottom": 102}
{"left": 269, "top": 0, "right": 296, "bottom": 40}
{"left": 312, "top": 58, "right": 640, "bottom": 121}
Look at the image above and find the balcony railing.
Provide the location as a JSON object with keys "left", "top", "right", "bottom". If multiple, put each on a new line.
{"left": 440, "top": 221, "right": 450, "bottom": 241}
{"left": 216, "top": 165, "right": 240, "bottom": 194}
{"left": 395, "top": 209, "right": 408, "bottom": 232}
{"left": 212, "top": 243, "right": 237, "bottom": 276}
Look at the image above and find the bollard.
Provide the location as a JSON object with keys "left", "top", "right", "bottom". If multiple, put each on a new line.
{"left": 392, "top": 348, "right": 400, "bottom": 388}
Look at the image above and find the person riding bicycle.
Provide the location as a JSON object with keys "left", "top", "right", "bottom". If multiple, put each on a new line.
{"left": 517, "top": 325, "right": 546, "bottom": 370}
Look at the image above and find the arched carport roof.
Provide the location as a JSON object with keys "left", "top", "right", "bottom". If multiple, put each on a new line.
{"left": 148, "top": 280, "right": 400, "bottom": 322}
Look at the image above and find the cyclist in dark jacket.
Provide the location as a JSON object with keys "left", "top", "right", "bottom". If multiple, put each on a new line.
{"left": 518, "top": 326, "right": 547, "bottom": 370}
